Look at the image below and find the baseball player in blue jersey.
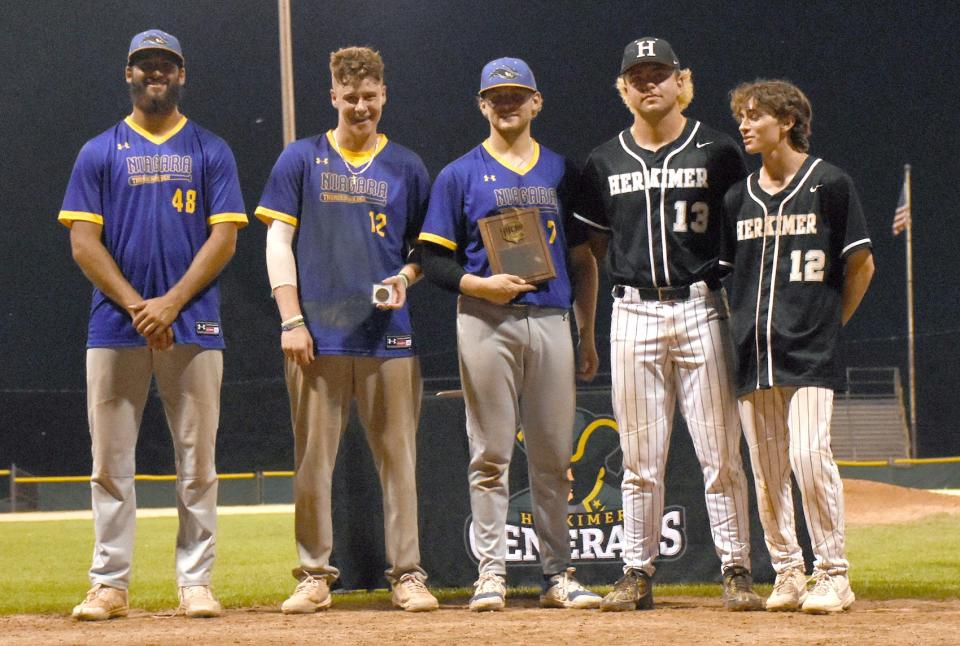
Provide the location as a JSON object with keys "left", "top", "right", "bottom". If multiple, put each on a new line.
{"left": 256, "top": 46, "right": 438, "bottom": 613}
{"left": 61, "top": 30, "right": 247, "bottom": 620}
{"left": 724, "top": 80, "right": 874, "bottom": 613}
{"left": 576, "top": 38, "right": 762, "bottom": 611}
{"left": 419, "top": 57, "right": 601, "bottom": 611}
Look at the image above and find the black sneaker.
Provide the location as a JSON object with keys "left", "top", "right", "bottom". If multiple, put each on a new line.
{"left": 722, "top": 566, "right": 764, "bottom": 611}
{"left": 600, "top": 568, "right": 653, "bottom": 611}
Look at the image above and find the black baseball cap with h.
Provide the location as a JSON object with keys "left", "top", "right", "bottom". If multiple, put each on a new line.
{"left": 620, "top": 37, "right": 679, "bottom": 74}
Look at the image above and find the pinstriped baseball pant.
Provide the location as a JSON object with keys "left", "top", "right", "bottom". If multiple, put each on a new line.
{"left": 86, "top": 345, "right": 222, "bottom": 589}
{"left": 739, "top": 386, "right": 849, "bottom": 576}
{"left": 457, "top": 296, "right": 574, "bottom": 578}
{"left": 611, "top": 283, "right": 752, "bottom": 576}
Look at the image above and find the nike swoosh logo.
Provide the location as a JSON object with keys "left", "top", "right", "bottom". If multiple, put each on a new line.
{"left": 696, "top": 141, "right": 713, "bottom": 148}
{"left": 810, "top": 184, "right": 823, "bottom": 192}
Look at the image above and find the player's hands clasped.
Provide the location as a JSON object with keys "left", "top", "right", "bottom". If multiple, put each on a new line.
{"left": 376, "top": 274, "right": 408, "bottom": 310}
{"left": 282, "top": 325, "right": 315, "bottom": 366}
{"left": 472, "top": 274, "right": 537, "bottom": 305}
{"left": 130, "top": 295, "right": 181, "bottom": 338}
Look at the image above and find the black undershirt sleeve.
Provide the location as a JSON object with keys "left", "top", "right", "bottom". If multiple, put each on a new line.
{"left": 421, "top": 241, "right": 467, "bottom": 294}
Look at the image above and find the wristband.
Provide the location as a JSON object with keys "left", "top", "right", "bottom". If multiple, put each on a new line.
{"left": 281, "top": 315, "right": 305, "bottom": 332}
{"left": 396, "top": 273, "right": 410, "bottom": 289}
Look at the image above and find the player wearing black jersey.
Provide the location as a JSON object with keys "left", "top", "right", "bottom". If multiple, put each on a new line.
{"left": 724, "top": 79, "right": 874, "bottom": 614}
{"left": 576, "top": 37, "right": 761, "bottom": 612}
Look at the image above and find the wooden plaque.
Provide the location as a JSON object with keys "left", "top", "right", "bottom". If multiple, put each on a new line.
{"left": 477, "top": 207, "right": 557, "bottom": 284}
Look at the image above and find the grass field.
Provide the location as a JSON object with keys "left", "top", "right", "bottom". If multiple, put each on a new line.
{"left": 2, "top": 511, "right": 959, "bottom": 615}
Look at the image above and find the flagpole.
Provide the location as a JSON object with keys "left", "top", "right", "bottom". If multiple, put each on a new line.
{"left": 904, "top": 164, "right": 917, "bottom": 456}
{"left": 278, "top": 0, "right": 296, "bottom": 146}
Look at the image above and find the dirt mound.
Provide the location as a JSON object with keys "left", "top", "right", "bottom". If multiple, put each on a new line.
{"left": 844, "top": 478, "right": 960, "bottom": 526}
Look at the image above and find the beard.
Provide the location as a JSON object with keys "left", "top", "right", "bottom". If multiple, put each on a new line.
{"left": 129, "top": 79, "right": 183, "bottom": 115}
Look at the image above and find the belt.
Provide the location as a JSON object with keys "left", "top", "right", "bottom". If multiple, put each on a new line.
{"left": 613, "top": 275, "right": 721, "bottom": 301}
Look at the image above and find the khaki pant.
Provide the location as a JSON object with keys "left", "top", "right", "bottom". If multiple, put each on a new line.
{"left": 86, "top": 345, "right": 222, "bottom": 589}
{"left": 286, "top": 354, "right": 426, "bottom": 584}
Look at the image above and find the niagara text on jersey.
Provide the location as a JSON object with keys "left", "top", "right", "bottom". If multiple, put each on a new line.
{"left": 575, "top": 120, "right": 746, "bottom": 288}
{"left": 721, "top": 157, "right": 872, "bottom": 395}
{"left": 255, "top": 132, "right": 430, "bottom": 357}
{"left": 418, "top": 141, "right": 586, "bottom": 309}
{"left": 58, "top": 116, "right": 248, "bottom": 349}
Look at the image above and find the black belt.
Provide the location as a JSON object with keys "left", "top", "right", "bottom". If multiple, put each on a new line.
{"left": 613, "top": 275, "right": 721, "bottom": 301}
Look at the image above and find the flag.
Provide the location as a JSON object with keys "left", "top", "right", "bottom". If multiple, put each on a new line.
{"left": 892, "top": 168, "right": 911, "bottom": 236}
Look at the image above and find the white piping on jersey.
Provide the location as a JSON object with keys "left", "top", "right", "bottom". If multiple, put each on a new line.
{"left": 842, "top": 238, "right": 871, "bottom": 255}
{"left": 617, "top": 123, "right": 700, "bottom": 287}
{"left": 746, "top": 158, "right": 822, "bottom": 389}
{"left": 573, "top": 211, "right": 610, "bottom": 231}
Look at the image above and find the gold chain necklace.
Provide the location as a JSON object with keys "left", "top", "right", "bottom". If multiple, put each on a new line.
{"left": 331, "top": 133, "right": 382, "bottom": 177}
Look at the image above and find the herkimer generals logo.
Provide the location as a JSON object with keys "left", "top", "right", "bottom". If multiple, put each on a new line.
{"left": 464, "top": 408, "right": 686, "bottom": 565}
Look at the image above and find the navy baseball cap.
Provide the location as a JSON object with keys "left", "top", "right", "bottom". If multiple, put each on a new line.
{"left": 128, "top": 29, "right": 184, "bottom": 65}
{"left": 479, "top": 57, "right": 537, "bottom": 94}
{"left": 620, "top": 37, "right": 679, "bottom": 74}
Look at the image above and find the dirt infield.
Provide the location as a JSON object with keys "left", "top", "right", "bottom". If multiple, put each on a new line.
{"left": 4, "top": 479, "right": 959, "bottom": 645}
{"left": 3, "top": 598, "right": 960, "bottom": 646}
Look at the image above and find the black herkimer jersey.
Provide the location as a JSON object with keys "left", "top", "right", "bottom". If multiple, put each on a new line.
{"left": 720, "top": 156, "right": 872, "bottom": 396}
{"left": 576, "top": 119, "right": 746, "bottom": 287}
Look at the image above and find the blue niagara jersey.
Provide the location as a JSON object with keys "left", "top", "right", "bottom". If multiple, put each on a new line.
{"left": 418, "top": 141, "right": 586, "bottom": 309}
{"left": 256, "top": 132, "right": 430, "bottom": 357}
{"left": 58, "top": 116, "right": 248, "bottom": 349}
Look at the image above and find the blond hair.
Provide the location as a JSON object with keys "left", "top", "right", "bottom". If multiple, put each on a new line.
{"left": 329, "top": 46, "right": 384, "bottom": 85}
{"left": 616, "top": 68, "right": 694, "bottom": 114}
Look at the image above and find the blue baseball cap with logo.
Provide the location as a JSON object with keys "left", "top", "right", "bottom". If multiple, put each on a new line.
{"left": 479, "top": 57, "right": 537, "bottom": 94}
{"left": 128, "top": 29, "right": 184, "bottom": 65}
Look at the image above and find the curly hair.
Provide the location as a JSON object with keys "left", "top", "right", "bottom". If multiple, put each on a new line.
{"left": 729, "top": 79, "right": 812, "bottom": 152}
{"left": 329, "top": 46, "right": 384, "bottom": 85}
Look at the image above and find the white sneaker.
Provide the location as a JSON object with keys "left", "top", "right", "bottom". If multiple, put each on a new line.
{"left": 391, "top": 573, "right": 439, "bottom": 612}
{"left": 540, "top": 567, "right": 601, "bottom": 609}
{"left": 802, "top": 571, "right": 855, "bottom": 614}
{"left": 178, "top": 585, "right": 222, "bottom": 618}
{"left": 765, "top": 567, "right": 808, "bottom": 611}
{"left": 72, "top": 584, "right": 128, "bottom": 621}
{"left": 281, "top": 574, "right": 332, "bottom": 614}
{"left": 469, "top": 572, "right": 506, "bottom": 612}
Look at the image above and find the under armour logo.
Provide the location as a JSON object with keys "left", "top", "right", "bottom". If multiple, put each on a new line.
{"left": 315, "top": 157, "right": 328, "bottom": 165}
{"left": 484, "top": 174, "right": 497, "bottom": 182}
{"left": 116, "top": 142, "right": 130, "bottom": 150}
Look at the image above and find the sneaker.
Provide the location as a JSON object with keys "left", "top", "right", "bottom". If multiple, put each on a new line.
{"left": 802, "top": 571, "right": 855, "bottom": 614}
{"left": 391, "top": 573, "right": 439, "bottom": 612}
{"left": 540, "top": 567, "right": 601, "bottom": 609}
{"left": 281, "top": 573, "right": 332, "bottom": 614}
{"left": 469, "top": 572, "right": 506, "bottom": 612}
{"left": 599, "top": 568, "right": 653, "bottom": 611}
{"left": 721, "top": 566, "right": 764, "bottom": 611}
{"left": 766, "top": 567, "right": 808, "bottom": 611}
{"left": 72, "top": 584, "right": 128, "bottom": 621}
{"left": 178, "top": 585, "right": 222, "bottom": 618}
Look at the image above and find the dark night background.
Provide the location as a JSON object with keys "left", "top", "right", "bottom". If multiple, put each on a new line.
{"left": 2, "top": 1, "right": 958, "bottom": 476}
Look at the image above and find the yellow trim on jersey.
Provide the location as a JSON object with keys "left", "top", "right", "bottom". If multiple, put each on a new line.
{"left": 482, "top": 139, "right": 540, "bottom": 176}
{"left": 418, "top": 232, "right": 457, "bottom": 250}
{"left": 325, "top": 130, "right": 388, "bottom": 166}
{"left": 124, "top": 115, "right": 188, "bottom": 145}
{"left": 255, "top": 205, "right": 299, "bottom": 227}
{"left": 208, "top": 212, "right": 249, "bottom": 228}
{"left": 58, "top": 210, "right": 104, "bottom": 228}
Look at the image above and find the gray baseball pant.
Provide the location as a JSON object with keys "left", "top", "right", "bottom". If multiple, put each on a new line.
{"left": 86, "top": 345, "right": 222, "bottom": 589}
{"left": 457, "top": 295, "right": 574, "bottom": 578}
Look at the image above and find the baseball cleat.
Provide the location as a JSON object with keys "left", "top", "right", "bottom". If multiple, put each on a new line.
{"left": 281, "top": 573, "right": 332, "bottom": 614}
{"left": 72, "top": 583, "right": 129, "bottom": 621}
{"left": 469, "top": 572, "right": 506, "bottom": 612}
{"left": 721, "top": 565, "right": 764, "bottom": 611}
{"left": 391, "top": 573, "right": 439, "bottom": 612}
{"left": 765, "top": 566, "right": 808, "bottom": 611}
{"left": 600, "top": 568, "right": 653, "bottom": 611}
{"left": 177, "top": 585, "right": 222, "bottom": 618}
{"left": 540, "top": 567, "right": 601, "bottom": 609}
{"left": 801, "top": 571, "right": 855, "bottom": 614}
